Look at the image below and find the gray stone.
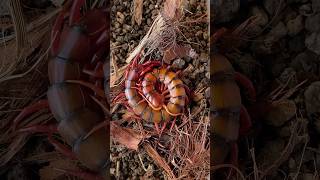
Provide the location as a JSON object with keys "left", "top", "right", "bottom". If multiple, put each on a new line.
{"left": 264, "top": 0, "right": 286, "bottom": 16}
{"left": 199, "top": 53, "right": 209, "bottom": 63}
{"left": 212, "top": 0, "right": 240, "bottom": 23}
{"left": 299, "top": 4, "right": 313, "bottom": 16}
{"left": 312, "top": 0, "right": 320, "bottom": 12}
{"left": 0, "top": 0, "right": 9, "bottom": 16}
{"left": 305, "top": 14, "right": 320, "bottom": 32}
{"left": 287, "top": 15, "right": 304, "bottom": 36}
{"left": 250, "top": 6, "right": 269, "bottom": 27}
{"left": 288, "top": 34, "right": 305, "bottom": 53}
{"left": 269, "top": 22, "right": 288, "bottom": 40}
{"left": 265, "top": 99, "right": 296, "bottom": 127}
{"left": 287, "top": 0, "right": 308, "bottom": 4}
{"left": 172, "top": 58, "right": 186, "bottom": 69}
{"left": 305, "top": 32, "right": 320, "bottom": 54}
{"left": 305, "top": 81, "right": 320, "bottom": 116}
{"left": 290, "top": 51, "right": 319, "bottom": 73}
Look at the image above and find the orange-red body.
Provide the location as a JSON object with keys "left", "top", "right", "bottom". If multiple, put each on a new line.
{"left": 211, "top": 54, "right": 241, "bottom": 165}
{"left": 125, "top": 62, "right": 186, "bottom": 124}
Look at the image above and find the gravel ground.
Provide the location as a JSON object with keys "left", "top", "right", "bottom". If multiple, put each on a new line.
{"left": 214, "top": 0, "right": 320, "bottom": 179}
{"left": 111, "top": 0, "right": 209, "bottom": 179}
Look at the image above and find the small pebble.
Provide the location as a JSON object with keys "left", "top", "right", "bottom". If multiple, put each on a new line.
{"left": 172, "top": 58, "right": 186, "bottom": 69}
{"left": 305, "top": 32, "right": 320, "bottom": 55}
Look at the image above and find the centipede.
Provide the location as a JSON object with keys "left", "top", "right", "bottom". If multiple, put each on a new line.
{"left": 211, "top": 30, "right": 256, "bottom": 177}
{"left": 12, "top": 0, "right": 109, "bottom": 179}
{"left": 114, "top": 53, "right": 188, "bottom": 134}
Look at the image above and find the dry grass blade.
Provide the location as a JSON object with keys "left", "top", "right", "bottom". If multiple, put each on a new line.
{"left": 110, "top": 64, "right": 127, "bottom": 87}
{"left": 0, "top": 40, "right": 50, "bottom": 83}
{"left": 133, "top": 0, "right": 143, "bottom": 25}
{"left": 25, "top": 151, "right": 63, "bottom": 163}
{"left": 0, "top": 134, "right": 29, "bottom": 167}
{"left": 125, "top": 15, "right": 164, "bottom": 63}
{"left": 9, "top": 0, "right": 28, "bottom": 56}
{"left": 211, "top": 164, "right": 246, "bottom": 180}
{"left": 0, "top": 8, "right": 59, "bottom": 83}
{"left": 172, "top": 110, "right": 210, "bottom": 179}
{"left": 259, "top": 118, "right": 308, "bottom": 179}
{"left": 143, "top": 143, "right": 176, "bottom": 179}
{"left": 125, "top": 0, "right": 201, "bottom": 65}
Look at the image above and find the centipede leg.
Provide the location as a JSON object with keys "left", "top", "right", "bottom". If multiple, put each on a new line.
{"left": 154, "top": 122, "right": 161, "bottom": 135}
{"left": 47, "top": 135, "right": 77, "bottom": 160}
{"left": 84, "top": 120, "right": 109, "bottom": 139}
{"left": 51, "top": 0, "right": 74, "bottom": 55}
{"left": 69, "top": 0, "right": 86, "bottom": 26}
{"left": 51, "top": 13, "right": 64, "bottom": 55}
{"left": 17, "top": 124, "right": 76, "bottom": 159}
{"left": 112, "top": 92, "right": 126, "bottom": 104}
{"left": 17, "top": 124, "right": 57, "bottom": 134}
{"left": 95, "top": 29, "right": 107, "bottom": 48}
{"left": 227, "top": 143, "right": 239, "bottom": 179}
{"left": 159, "top": 121, "right": 169, "bottom": 135}
{"left": 169, "top": 117, "right": 177, "bottom": 132}
{"left": 66, "top": 80, "right": 105, "bottom": 98}
{"left": 83, "top": 61, "right": 104, "bottom": 78}
{"left": 12, "top": 99, "right": 49, "bottom": 130}
{"left": 239, "top": 105, "right": 252, "bottom": 136}
{"left": 211, "top": 27, "right": 227, "bottom": 44}
{"left": 139, "top": 62, "right": 161, "bottom": 77}
{"left": 234, "top": 72, "right": 256, "bottom": 103}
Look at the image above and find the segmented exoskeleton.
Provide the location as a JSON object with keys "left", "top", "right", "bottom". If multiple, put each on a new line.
{"left": 211, "top": 53, "right": 255, "bottom": 176}
{"left": 115, "top": 54, "right": 188, "bottom": 134}
{"left": 13, "top": 1, "right": 109, "bottom": 179}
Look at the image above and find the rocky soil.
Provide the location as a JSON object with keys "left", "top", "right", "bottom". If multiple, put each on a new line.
{"left": 111, "top": 0, "right": 208, "bottom": 179}
{"left": 213, "top": 0, "right": 320, "bottom": 179}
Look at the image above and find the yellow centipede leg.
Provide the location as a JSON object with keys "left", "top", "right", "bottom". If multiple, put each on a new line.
{"left": 169, "top": 116, "right": 177, "bottom": 132}
{"left": 136, "top": 90, "right": 162, "bottom": 111}
{"left": 163, "top": 105, "right": 182, "bottom": 116}
{"left": 154, "top": 122, "right": 160, "bottom": 135}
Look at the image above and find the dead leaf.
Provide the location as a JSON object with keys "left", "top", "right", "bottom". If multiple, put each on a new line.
{"left": 163, "top": 44, "right": 197, "bottom": 63}
{"left": 111, "top": 122, "right": 146, "bottom": 150}
{"left": 163, "top": 0, "right": 183, "bottom": 20}
{"left": 133, "top": 0, "right": 143, "bottom": 25}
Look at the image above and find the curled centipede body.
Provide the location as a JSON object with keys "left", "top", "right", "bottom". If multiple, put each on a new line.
{"left": 120, "top": 56, "right": 187, "bottom": 133}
